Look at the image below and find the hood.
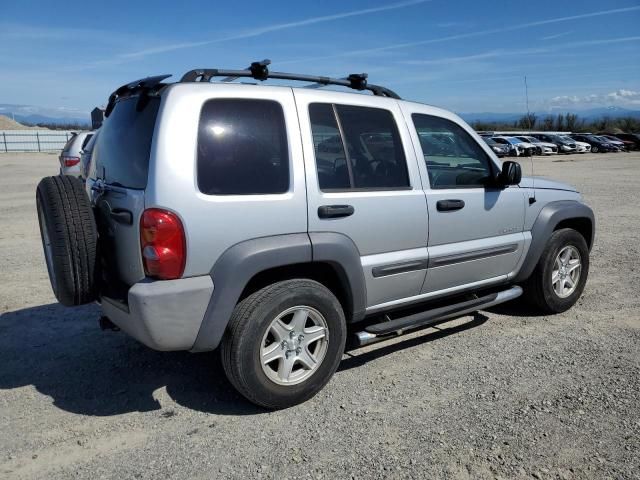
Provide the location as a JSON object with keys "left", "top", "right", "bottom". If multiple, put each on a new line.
{"left": 518, "top": 176, "right": 578, "bottom": 192}
{"left": 536, "top": 142, "right": 557, "bottom": 148}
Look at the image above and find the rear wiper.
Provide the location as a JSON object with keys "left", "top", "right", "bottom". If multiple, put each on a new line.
{"left": 91, "top": 179, "right": 127, "bottom": 196}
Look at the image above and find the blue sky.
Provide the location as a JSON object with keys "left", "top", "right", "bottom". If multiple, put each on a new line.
{"left": 1, "top": 0, "right": 639, "bottom": 118}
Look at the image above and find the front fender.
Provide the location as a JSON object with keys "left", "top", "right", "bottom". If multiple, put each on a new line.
{"left": 514, "top": 200, "right": 595, "bottom": 282}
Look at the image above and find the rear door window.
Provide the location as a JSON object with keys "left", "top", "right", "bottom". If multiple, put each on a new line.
{"left": 197, "top": 99, "right": 289, "bottom": 195}
{"left": 309, "top": 103, "right": 410, "bottom": 191}
{"left": 91, "top": 96, "right": 160, "bottom": 189}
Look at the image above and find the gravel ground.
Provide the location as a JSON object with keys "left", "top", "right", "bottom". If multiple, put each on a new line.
{"left": 1, "top": 152, "right": 639, "bottom": 480}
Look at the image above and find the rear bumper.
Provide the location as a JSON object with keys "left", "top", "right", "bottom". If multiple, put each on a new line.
{"left": 101, "top": 276, "right": 214, "bottom": 351}
{"left": 60, "top": 165, "right": 81, "bottom": 176}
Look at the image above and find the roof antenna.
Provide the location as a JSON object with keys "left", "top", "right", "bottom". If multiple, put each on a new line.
{"left": 525, "top": 75, "right": 536, "bottom": 205}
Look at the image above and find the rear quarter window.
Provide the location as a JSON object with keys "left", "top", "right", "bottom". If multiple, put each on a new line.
{"left": 81, "top": 133, "right": 94, "bottom": 150}
{"left": 197, "top": 99, "right": 289, "bottom": 195}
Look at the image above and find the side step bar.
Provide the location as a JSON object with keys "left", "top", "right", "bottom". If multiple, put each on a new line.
{"left": 354, "top": 286, "right": 522, "bottom": 347}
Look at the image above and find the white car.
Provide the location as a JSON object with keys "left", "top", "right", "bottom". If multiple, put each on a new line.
{"left": 515, "top": 136, "right": 558, "bottom": 155}
{"left": 491, "top": 136, "right": 535, "bottom": 156}
{"left": 560, "top": 135, "right": 590, "bottom": 153}
{"left": 59, "top": 131, "right": 94, "bottom": 176}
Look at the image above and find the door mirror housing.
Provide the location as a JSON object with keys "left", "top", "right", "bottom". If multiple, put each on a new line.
{"left": 498, "top": 160, "right": 522, "bottom": 186}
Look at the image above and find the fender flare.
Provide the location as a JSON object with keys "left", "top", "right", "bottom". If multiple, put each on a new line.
{"left": 191, "top": 233, "right": 366, "bottom": 352}
{"left": 514, "top": 200, "right": 595, "bottom": 283}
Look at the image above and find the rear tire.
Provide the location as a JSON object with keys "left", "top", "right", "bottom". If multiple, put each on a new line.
{"left": 523, "top": 228, "right": 589, "bottom": 314}
{"left": 221, "top": 279, "right": 346, "bottom": 409}
{"left": 36, "top": 176, "right": 98, "bottom": 306}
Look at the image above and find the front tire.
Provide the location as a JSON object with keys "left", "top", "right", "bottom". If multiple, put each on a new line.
{"left": 221, "top": 279, "right": 347, "bottom": 409}
{"left": 524, "top": 228, "right": 589, "bottom": 314}
{"left": 592, "top": 146, "right": 599, "bottom": 153}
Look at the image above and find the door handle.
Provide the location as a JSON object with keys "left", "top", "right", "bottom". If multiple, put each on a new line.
{"left": 436, "top": 199, "right": 465, "bottom": 212}
{"left": 318, "top": 205, "right": 355, "bottom": 219}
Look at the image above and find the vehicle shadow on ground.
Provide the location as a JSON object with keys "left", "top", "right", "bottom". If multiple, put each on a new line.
{"left": 1, "top": 303, "right": 495, "bottom": 417}
{"left": 0, "top": 303, "right": 263, "bottom": 417}
{"left": 486, "top": 299, "right": 547, "bottom": 317}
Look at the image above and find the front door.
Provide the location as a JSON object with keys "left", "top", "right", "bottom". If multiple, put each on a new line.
{"left": 403, "top": 109, "right": 527, "bottom": 294}
{"left": 294, "top": 90, "right": 429, "bottom": 308}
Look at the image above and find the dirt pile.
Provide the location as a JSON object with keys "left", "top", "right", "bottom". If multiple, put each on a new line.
{"left": 0, "top": 114, "right": 43, "bottom": 130}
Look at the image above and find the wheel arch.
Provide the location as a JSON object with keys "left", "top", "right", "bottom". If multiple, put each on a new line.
{"left": 191, "top": 233, "right": 366, "bottom": 352}
{"left": 514, "top": 200, "right": 595, "bottom": 283}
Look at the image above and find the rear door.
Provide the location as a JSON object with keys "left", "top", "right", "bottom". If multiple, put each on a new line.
{"left": 87, "top": 95, "right": 160, "bottom": 299}
{"left": 401, "top": 106, "right": 528, "bottom": 294}
{"left": 294, "top": 90, "right": 429, "bottom": 308}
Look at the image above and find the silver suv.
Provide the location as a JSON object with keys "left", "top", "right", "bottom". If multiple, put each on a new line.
{"left": 36, "top": 61, "right": 594, "bottom": 409}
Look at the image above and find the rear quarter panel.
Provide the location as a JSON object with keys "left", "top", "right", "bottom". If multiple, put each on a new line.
{"left": 147, "top": 84, "right": 308, "bottom": 278}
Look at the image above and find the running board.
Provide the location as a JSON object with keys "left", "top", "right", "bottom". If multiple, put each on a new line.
{"left": 354, "top": 286, "right": 522, "bottom": 347}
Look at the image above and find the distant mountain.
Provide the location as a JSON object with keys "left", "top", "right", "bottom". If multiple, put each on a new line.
{"left": 568, "top": 107, "right": 640, "bottom": 120}
{"left": 457, "top": 112, "right": 522, "bottom": 123}
{"left": 0, "top": 104, "right": 90, "bottom": 126}
{"left": 459, "top": 107, "right": 640, "bottom": 124}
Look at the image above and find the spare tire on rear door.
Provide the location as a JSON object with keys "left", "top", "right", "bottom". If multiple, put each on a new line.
{"left": 36, "top": 175, "right": 98, "bottom": 306}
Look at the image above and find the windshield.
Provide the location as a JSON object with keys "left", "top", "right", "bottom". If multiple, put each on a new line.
{"left": 90, "top": 96, "right": 160, "bottom": 189}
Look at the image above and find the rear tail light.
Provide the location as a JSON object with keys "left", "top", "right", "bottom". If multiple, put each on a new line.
{"left": 62, "top": 156, "right": 80, "bottom": 167}
{"left": 140, "top": 209, "right": 186, "bottom": 280}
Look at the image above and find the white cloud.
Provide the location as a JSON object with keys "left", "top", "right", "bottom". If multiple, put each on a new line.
{"left": 549, "top": 89, "right": 640, "bottom": 108}
{"left": 119, "top": 0, "right": 431, "bottom": 59}
{"left": 541, "top": 31, "right": 573, "bottom": 41}
{"left": 281, "top": 6, "right": 640, "bottom": 65}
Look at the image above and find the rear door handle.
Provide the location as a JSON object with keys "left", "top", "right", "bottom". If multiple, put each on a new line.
{"left": 318, "top": 205, "right": 355, "bottom": 219}
{"left": 436, "top": 199, "right": 465, "bottom": 212}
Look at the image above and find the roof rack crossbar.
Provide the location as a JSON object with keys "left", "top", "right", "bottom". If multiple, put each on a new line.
{"left": 179, "top": 59, "right": 400, "bottom": 99}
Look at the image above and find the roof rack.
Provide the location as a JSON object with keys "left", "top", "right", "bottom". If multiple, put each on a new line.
{"left": 180, "top": 59, "right": 401, "bottom": 99}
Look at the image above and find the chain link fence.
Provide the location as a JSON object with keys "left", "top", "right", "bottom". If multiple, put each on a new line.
{"left": 0, "top": 130, "right": 78, "bottom": 152}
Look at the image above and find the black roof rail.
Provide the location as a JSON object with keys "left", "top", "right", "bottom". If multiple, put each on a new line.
{"left": 179, "top": 59, "right": 401, "bottom": 99}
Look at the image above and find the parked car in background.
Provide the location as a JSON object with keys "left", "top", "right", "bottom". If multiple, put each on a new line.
{"left": 59, "top": 131, "right": 94, "bottom": 176}
{"left": 610, "top": 133, "right": 640, "bottom": 150}
{"left": 515, "top": 135, "right": 558, "bottom": 155}
{"left": 531, "top": 133, "right": 577, "bottom": 154}
{"left": 491, "top": 136, "right": 535, "bottom": 156}
{"left": 569, "top": 134, "right": 618, "bottom": 153}
{"left": 594, "top": 136, "right": 623, "bottom": 152}
{"left": 559, "top": 135, "right": 591, "bottom": 153}
{"left": 80, "top": 130, "right": 99, "bottom": 180}
{"left": 600, "top": 135, "right": 631, "bottom": 151}
{"left": 482, "top": 136, "right": 510, "bottom": 157}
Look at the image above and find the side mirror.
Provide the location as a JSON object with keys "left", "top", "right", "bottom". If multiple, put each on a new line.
{"left": 499, "top": 160, "right": 522, "bottom": 186}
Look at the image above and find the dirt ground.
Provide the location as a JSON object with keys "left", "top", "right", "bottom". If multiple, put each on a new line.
{"left": 1, "top": 152, "right": 638, "bottom": 480}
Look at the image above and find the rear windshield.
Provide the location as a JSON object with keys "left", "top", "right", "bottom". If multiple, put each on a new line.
{"left": 91, "top": 96, "right": 160, "bottom": 189}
